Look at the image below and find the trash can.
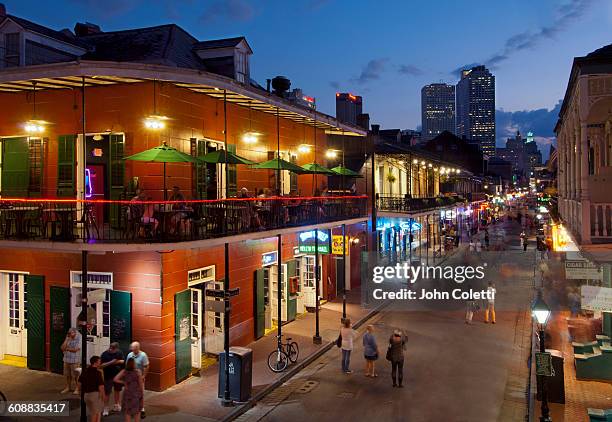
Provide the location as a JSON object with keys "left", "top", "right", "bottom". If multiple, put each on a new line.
{"left": 218, "top": 346, "right": 252, "bottom": 402}
{"left": 537, "top": 349, "right": 565, "bottom": 404}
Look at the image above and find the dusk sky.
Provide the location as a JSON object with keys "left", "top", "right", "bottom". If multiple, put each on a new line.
{"left": 5, "top": 0, "right": 610, "bottom": 153}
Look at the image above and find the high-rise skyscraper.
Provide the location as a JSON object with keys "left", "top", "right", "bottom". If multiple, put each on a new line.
{"left": 455, "top": 65, "right": 495, "bottom": 156}
{"left": 421, "top": 83, "right": 455, "bottom": 141}
{"left": 335, "top": 93, "right": 363, "bottom": 126}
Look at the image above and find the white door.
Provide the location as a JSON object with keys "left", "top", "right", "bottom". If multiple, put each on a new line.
{"left": 71, "top": 288, "right": 110, "bottom": 362}
{"left": 6, "top": 273, "right": 27, "bottom": 357}
{"left": 301, "top": 256, "right": 322, "bottom": 308}
{"left": 204, "top": 281, "right": 224, "bottom": 354}
{"left": 295, "top": 259, "right": 305, "bottom": 314}
{"left": 190, "top": 289, "right": 202, "bottom": 368}
{"left": 269, "top": 264, "right": 288, "bottom": 323}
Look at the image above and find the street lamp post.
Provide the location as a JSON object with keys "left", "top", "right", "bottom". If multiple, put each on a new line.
{"left": 532, "top": 291, "right": 552, "bottom": 422}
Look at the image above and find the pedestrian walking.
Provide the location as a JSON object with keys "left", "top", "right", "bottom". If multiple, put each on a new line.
{"left": 362, "top": 325, "right": 379, "bottom": 377}
{"left": 101, "top": 342, "right": 125, "bottom": 416}
{"left": 520, "top": 231, "right": 528, "bottom": 251}
{"left": 339, "top": 318, "right": 356, "bottom": 374}
{"left": 465, "top": 300, "right": 479, "bottom": 324}
{"left": 61, "top": 327, "right": 81, "bottom": 394}
{"left": 126, "top": 342, "right": 149, "bottom": 418}
{"left": 114, "top": 358, "right": 144, "bottom": 422}
{"left": 78, "top": 355, "right": 105, "bottom": 422}
{"left": 485, "top": 282, "right": 496, "bottom": 324}
{"left": 484, "top": 229, "right": 490, "bottom": 249}
{"left": 387, "top": 330, "right": 406, "bottom": 388}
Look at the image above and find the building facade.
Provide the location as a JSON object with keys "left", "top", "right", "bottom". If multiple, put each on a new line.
{"left": 456, "top": 65, "right": 496, "bottom": 156}
{"left": 0, "top": 9, "right": 368, "bottom": 392}
{"left": 336, "top": 92, "right": 363, "bottom": 126}
{"left": 421, "top": 83, "right": 455, "bottom": 142}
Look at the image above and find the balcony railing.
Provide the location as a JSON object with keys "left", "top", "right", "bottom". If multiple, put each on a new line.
{"left": 0, "top": 196, "right": 367, "bottom": 244}
{"left": 376, "top": 195, "right": 465, "bottom": 213}
{"left": 591, "top": 202, "right": 612, "bottom": 242}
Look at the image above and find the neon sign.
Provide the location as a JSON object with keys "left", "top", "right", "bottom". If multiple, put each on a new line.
{"left": 298, "top": 229, "right": 331, "bottom": 254}
{"left": 85, "top": 168, "right": 93, "bottom": 198}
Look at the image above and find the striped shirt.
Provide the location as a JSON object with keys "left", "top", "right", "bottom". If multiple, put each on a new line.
{"left": 63, "top": 336, "right": 81, "bottom": 364}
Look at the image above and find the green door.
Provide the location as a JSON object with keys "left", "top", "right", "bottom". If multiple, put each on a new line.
{"left": 49, "top": 286, "right": 70, "bottom": 374}
{"left": 110, "top": 290, "right": 131, "bottom": 354}
{"left": 2, "top": 137, "right": 29, "bottom": 197}
{"left": 57, "top": 135, "right": 75, "bottom": 197}
{"left": 285, "top": 261, "right": 297, "bottom": 322}
{"left": 26, "top": 275, "right": 45, "bottom": 370}
{"left": 175, "top": 290, "right": 191, "bottom": 383}
{"left": 254, "top": 269, "right": 265, "bottom": 339}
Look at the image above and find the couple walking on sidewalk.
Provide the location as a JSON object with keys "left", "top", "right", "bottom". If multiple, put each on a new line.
{"left": 337, "top": 320, "right": 407, "bottom": 387}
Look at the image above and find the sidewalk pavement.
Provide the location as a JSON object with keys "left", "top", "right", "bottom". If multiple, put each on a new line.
{"left": 0, "top": 287, "right": 379, "bottom": 422}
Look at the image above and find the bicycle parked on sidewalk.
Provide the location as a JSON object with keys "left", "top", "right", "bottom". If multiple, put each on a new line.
{"left": 267, "top": 335, "right": 299, "bottom": 373}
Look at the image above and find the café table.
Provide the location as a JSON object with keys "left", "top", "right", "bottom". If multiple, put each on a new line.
{"left": 0, "top": 206, "right": 40, "bottom": 238}
{"left": 43, "top": 207, "right": 76, "bottom": 241}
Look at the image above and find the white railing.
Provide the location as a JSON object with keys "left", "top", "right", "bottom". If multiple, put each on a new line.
{"left": 591, "top": 202, "right": 612, "bottom": 242}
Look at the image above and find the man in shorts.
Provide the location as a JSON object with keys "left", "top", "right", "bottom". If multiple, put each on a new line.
{"left": 100, "top": 342, "right": 125, "bottom": 416}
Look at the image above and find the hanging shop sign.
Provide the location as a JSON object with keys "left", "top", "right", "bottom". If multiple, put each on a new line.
{"left": 262, "top": 251, "right": 278, "bottom": 266}
{"left": 440, "top": 210, "right": 456, "bottom": 220}
{"left": 399, "top": 221, "right": 422, "bottom": 232}
{"left": 565, "top": 260, "right": 603, "bottom": 280}
{"left": 87, "top": 288, "right": 107, "bottom": 304}
{"left": 332, "top": 235, "right": 350, "bottom": 255}
{"left": 298, "top": 229, "right": 331, "bottom": 254}
{"left": 581, "top": 285, "right": 612, "bottom": 312}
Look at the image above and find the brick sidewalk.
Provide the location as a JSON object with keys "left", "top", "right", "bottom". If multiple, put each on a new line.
{"left": 0, "top": 287, "right": 377, "bottom": 422}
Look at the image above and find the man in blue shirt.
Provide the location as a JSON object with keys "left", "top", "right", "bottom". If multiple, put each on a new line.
{"left": 126, "top": 342, "right": 149, "bottom": 418}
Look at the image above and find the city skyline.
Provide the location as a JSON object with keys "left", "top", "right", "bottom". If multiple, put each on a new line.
{"left": 3, "top": 0, "right": 608, "bottom": 154}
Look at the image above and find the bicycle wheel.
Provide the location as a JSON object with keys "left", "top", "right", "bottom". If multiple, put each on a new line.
{"left": 288, "top": 342, "right": 299, "bottom": 363}
{"left": 267, "top": 349, "right": 289, "bottom": 372}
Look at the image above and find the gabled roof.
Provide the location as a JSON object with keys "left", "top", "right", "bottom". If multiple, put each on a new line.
{"left": 4, "top": 14, "right": 90, "bottom": 49}
{"left": 194, "top": 36, "right": 251, "bottom": 52}
{"left": 79, "top": 24, "right": 206, "bottom": 70}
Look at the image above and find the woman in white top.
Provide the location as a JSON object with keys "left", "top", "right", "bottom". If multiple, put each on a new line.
{"left": 340, "top": 318, "right": 356, "bottom": 374}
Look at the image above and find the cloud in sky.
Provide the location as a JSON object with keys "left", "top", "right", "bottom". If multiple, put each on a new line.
{"left": 200, "top": 0, "right": 255, "bottom": 23}
{"left": 451, "top": 0, "right": 593, "bottom": 75}
{"left": 398, "top": 64, "right": 423, "bottom": 76}
{"left": 329, "top": 81, "right": 340, "bottom": 90}
{"left": 352, "top": 58, "right": 389, "bottom": 85}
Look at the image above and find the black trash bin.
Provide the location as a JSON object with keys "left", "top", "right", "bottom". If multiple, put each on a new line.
{"left": 537, "top": 349, "right": 565, "bottom": 404}
{"left": 218, "top": 346, "right": 253, "bottom": 403}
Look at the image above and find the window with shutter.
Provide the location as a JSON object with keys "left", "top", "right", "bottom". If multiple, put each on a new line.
{"left": 57, "top": 135, "right": 75, "bottom": 197}
{"left": 2, "top": 137, "right": 29, "bottom": 197}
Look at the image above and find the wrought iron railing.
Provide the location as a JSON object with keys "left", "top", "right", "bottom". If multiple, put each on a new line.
{"left": 0, "top": 195, "right": 367, "bottom": 244}
{"left": 376, "top": 195, "right": 465, "bottom": 213}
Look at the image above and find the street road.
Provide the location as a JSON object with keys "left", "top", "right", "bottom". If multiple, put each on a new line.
{"left": 239, "top": 219, "right": 535, "bottom": 422}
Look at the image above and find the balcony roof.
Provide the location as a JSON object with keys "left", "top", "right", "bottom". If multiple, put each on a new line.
{"left": 0, "top": 60, "right": 366, "bottom": 137}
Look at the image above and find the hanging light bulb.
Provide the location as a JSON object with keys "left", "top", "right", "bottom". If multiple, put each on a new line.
{"left": 298, "top": 144, "right": 312, "bottom": 154}
{"left": 144, "top": 115, "right": 168, "bottom": 130}
{"left": 242, "top": 131, "right": 260, "bottom": 144}
{"left": 24, "top": 120, "right": 46, "bottom": 134}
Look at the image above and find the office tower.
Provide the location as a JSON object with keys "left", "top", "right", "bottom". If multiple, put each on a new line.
{"left": 336, "top": 92, "right": 362, "bottom": 126}
{"left": 421, "top": 83, "right": 455, "bottom": 141}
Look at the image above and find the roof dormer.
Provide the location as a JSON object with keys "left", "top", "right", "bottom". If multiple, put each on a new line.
{"left": 193, "top": 37, "right": 252, "bottom": 84}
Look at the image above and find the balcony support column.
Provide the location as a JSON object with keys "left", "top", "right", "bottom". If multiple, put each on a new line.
{"left": 580, "top": 122, "right": 591, "bottom": 244}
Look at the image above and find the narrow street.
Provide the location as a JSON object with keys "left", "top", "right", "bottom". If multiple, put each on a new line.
{"left": 238, "top": 219, "right": 535, "bottom": 422}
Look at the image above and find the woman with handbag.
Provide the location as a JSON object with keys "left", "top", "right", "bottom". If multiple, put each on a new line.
{"left": 362, "top": 325, "right": 379, "bottom": 377}
{"left": 387, "top": 329, "right": 406, "bottom": 388}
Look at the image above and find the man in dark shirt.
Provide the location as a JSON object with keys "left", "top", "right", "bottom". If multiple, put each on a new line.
{"left": 100, "top": 342, "right": 125, "bottom": 415}
{"left": 78, "top": 355, "right": 104, "bottom": 422}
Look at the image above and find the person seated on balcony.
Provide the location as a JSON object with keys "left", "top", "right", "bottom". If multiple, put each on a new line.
{"left": 169, "top": 186, "right": 189, "bottom": 234}
{"left": 128, "top": 189, "right": 144, "bottom": 221}
{"left": 141, "top": 195, "right": 159, "bottom": 235}
{"left": 239, "top": 187, "right": 250, "bottom": 198}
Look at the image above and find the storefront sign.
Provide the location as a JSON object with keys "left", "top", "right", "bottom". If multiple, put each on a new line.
{"left": 581, "top": 285, "right": 612, "bottom": 312}
{"left": 440, "top": 210, "right": 456, "bottom": 220}
{"left": 179, "top": 317, "right": 190, "bottom": 341}
{"left": 565, "top": 260, "right": 603, "bottom": 280}
{"left": 399, "top": 221, "right": 421, "bottom": 232}
{"left": 298, "top": 229, "right": 331, "bottom": 254}
{"left": 262, "top": 251, "right": 278, "bottom": 266}
{"left": 332, "top": 235, "right": 350, "bottom": 255}
{"left": 188, "top": 266, "right": 215, "bottom": 287}
{"left": 205, "top": 299, "right": 226, "bottom": 313}
{"left": 70, "top": 271, "right": 113, "bottom": 289}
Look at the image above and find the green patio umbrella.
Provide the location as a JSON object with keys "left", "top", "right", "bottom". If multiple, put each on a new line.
{"left": 124, "top": 142, "right": 197, "bottom": 200}
{"left": 199, "top": 149, "right": 255, "bottom": 165}
{"left": 331, "top": 165, "right": 363, "bottom": 178}
{"left": 253, "top": 157, "right": 309, "bottom": 174}
{"left": 301, "top": 163, "right": 335, "bottom": 175}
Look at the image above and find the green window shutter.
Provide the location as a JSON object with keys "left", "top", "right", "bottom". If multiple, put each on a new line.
{"left": 227, "top": 144, "right": 237, "bottom": 197}
{"left": 49, "top": 286, "right": 70, "bottom": 374}
{"left": 289, "top": 155, "right": 298, "bottom": 194}
{"left": 191, "top": 139, "right": 207, "bottom": 199}
{"left": 27, "top": 138, "right": 44, "bottom": 196}
{"left": 57, "top": 135, "right": 76, "bottom": 197}
{"left": 175, "top": 289, "right": 191, "bottom": 383}
{"left": 26, "top": 275, "right": 45, "bottom": 370}
{"left": 109, "top": 134, "right": 125, "bottom": 227}
{"left": 283, "top": 261, "right": 297, "bottom": 321}
{"left": 2, "top": 137, "right": 29, "bottom": 197}
{"left": 254, "top": 270, "right": 265, "bottom": 339}
{"left": 110, "top": 290, "right": 132, "bottom": 354}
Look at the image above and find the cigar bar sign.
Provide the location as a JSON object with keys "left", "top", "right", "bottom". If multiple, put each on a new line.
{"left": 565, "top": 260, "right": 603, "bottom": 280}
